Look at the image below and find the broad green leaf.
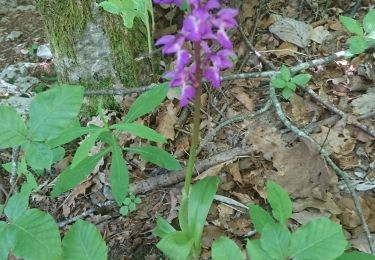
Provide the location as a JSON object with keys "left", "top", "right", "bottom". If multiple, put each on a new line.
{"left": 25, "top": 142, "right": 53, "bottom": 170}
{"left": 123, "top": 83, "right": 168, "bottom": 123}
{"left": 51, "top": 148, "right": 110, "bottom": 198}
{"left": 110, "top": 139, "right": 129, "bottom": 205}
{"left": 248, "top": 204, "right": 275, "bottom": 233}
{"left": 212, "top": 236, "right": 243, "bottom": 260}
{"left": 110, "top": 122, "right": 166, "bottom": 143}
{"left": 124, "top": 146, "right": 181, "bottom": 170}
{"left": 339, "top": 16, "right": 364, "bottom": 36}
{"left": 0, "top": 222, "right": 12, "bottom": 260}
{"left": 246, "top": 239, "right": 273, "bottom": 260}
{"left": 154, "top": 216, "right": 176, "bottom": 238}
{"left": 286, "top": 81, "right": 297, "bottom": 91}
{"left": 282, "top": 88, "right": 293, "bottom": 99}
{"left": 336, "top": 252, "right": 375, "bottom": 260}
{"left": 62, "top": 219, "right": 107, "bottom": 260}
{"left": 363, "top": 10, "right": 375, "bottom": 34}
{"left": 52, "top": 147, "right": 65, "bottom": 162}
{"left": 4, "top": 188, "right": 31, "bottom": 222}
{"left": 291, "top": 74, "right": 312, "bottom": 86}
{"left": 188, "top": 177, "right": 220, "bottom": 247}
{"left": 9, "top": 209, "right": 62, "bottom": 260}
{"left": 0, "top": 106, "right": 28, "bottom": 149}
{"left": 279, "top": 65, "right": 291, "bottom": 81}
{"left": 289, "top": 217, "right": 347, "bottom": 260}
{"left": 28, "top": 85, "right": 84, "bottom": 141}
{"left": 156, "top": 231, "right": 194, "bottom": 260}
{"left": 71, "top": 129, "right": 105, "bottom": 167}
{"left": 260, "top": 223, "right": 291, "bottom": 260}
{"left": 98, "top": 1, "right": 121, "bottom": 14}
{"left": 266, "top": 181, "right": 292, "bottom": 223}
{"left": 348, "top": 36, "right": 369, "bottom": 54}
{"left": 270, "top": 78, "right": 286, "bottom": 89}
{"left": 47, "top": 126, "right": 97, "bottom": 148}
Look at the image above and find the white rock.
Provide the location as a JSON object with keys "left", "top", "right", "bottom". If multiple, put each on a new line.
{"left": 37, "top": 44, "right": 53, "bottom": 60}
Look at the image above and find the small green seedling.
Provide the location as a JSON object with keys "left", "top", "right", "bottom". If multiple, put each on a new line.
{"left": 27, "top": 43, "right": 39, "bottom": 56}
{"left": 270, "top": 65, "right": 311, "bottom": 99}
{"left": 339, "top": 9, "right": 375, "bottom": 54}
{"left": 120, "top": 193, "right": 142, "bottom": 216}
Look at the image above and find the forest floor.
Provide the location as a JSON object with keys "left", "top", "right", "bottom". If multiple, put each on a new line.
{"left": 1, "top": 0, "right": 375, "bottom": 259}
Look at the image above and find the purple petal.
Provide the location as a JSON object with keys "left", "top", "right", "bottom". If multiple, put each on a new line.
{"left": 204, "top": 66, "right": 221, "bottom": 88}
{"left": 216, "top": 29, "right": 233, "bottom": 49}
{"left": 180, "top": 85, "right": 196, "bottom": 106}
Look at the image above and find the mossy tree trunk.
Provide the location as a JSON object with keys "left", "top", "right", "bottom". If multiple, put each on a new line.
{"left": 36, "top": 0, "right": 156, "bottom": 91}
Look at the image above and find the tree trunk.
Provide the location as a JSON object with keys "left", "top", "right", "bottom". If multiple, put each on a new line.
{"left": 36, "top": 0, "right": 156, "bottom": 91}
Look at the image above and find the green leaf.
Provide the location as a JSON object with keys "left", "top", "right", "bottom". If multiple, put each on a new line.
{"left": 98, "top": 1, "right": 121, "bottom": 14}
{"left": 111, "top": 122, "right": 166, "bottom": 143}
{"left": 4, "top": 184, "right": 32, "bottom": 222}
{"left": 28, "top": 85, "right": 84, "bottom": 141}
{"left": 71, "top": 129, "right": 105, "bottom": 167}
{"left": 212, "top": 237, "right": 243, "bottom": 260}
{"left": 120, "top": 206, "right": 129, "bottom": 216}
{"left": 260, "top": 223, "right": 291, "bottom": 260}
{"left": 62, "top": 219, "right": 107, "bottom": 260}
{"left": 289, "top": 217, "right": 347, "bottom": 260}
{"left": 8, "top": 209, "right": 62, "bottom": 260}
{"left": 52, "top": 147, "right": 65, "bottom": 162}
{"left": 282, "top": 87, "right": 293, "bottom": 100}
{"left": 348, "top": 36, "right": 369, "bottom": 54}
{"left": 339, "top": 16, "right": 364, "bottom": 36}
{"left": 266, "top": 181, "right": 292, "bottom": 223}
{"left": 286, "top": 81, "right": 297, "bottom": 91}
{"left": 248, "top": 204, "right": 275, "bottom": 233}
{"left": 291, "top": 74, "right": 312, "bottom": 86}
{"left": 270, "top": 78, "right": 286, "bottom": 89}
{"left": 46, "top": 126, "right": 97, "bottom": 148}
{"left": 51, "top": 148, "right": 110, "bottom": 198}
{"left": 124, "top": 146, "right": 181, "bottom": 170}
{"left": 188, "top": 177, "right": 220, "bottom": 247}
{"left": 154, "top": 216, "right": 176, "bottom": 238}
{"left": 246, "top": 239, "right": 273, "bottom": 260}
{"left": 156, "top": 231, "right": 194, "bottom": 260}
{"left": 336, "top": 252, "right": 375, "bottom": 260}
{"left": 363, "top": 10, "right": 375, "bottom": 34}
{"left": 25, "top": 142, "right": 53, "bottom": 170}
{"left": 123, "top": 83, "right": 168, "bottom": 123}
{"left": 110, "top": 139, "right": 129, "bottom": 205}
{"left": 279, "top": 65, "right": 291, "bottom": 81}
{"left": 0, "top": 222, "right": 12, "bottom": 260}
{"left": 0, "top": 106, "right": 28, "bottom": 149}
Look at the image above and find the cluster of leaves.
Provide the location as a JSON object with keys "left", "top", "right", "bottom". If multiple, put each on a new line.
{"left": 270, "top": 65, "right": 311, "bottom": 99}
{"left": 0, "top": 175, "right": 107, "bottom": 260}
{"left": 120, "top": 193, "right": 142, "bottom": 216}
{"left": 99, "top": 0, "right": 155, "bottom": 53}
{"left": 339, "top": 9, "right": 375, "bottom": 54}
{"left": 212, "top": 181, "right": 375, "bottom": 260}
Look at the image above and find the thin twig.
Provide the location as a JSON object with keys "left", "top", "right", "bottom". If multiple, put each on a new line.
{"left": 10, "top": 146, "right": 20, "bottom": 186}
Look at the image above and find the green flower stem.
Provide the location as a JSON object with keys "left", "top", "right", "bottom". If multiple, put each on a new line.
{"left": 179, "top": 42, "right": 203, "bottom": 238}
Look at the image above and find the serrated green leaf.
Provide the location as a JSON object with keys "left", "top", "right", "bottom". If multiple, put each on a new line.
{"left": 0, "top": 106, "right": 28, "bottom": 149}
{"left": 154, "top": 216, "right": 176, "bottom": 238}
{"left": 71, "top": 129, "right": 105, "bottom": 167}
{"left": 188, "top": 177, "right": 220, "bottom": 248}
{"left": 156, "top": 231, "right": 194, "bottom": 260}
{"left": 124, "top": 83, "right": 168, "bottom": 123}
{"left": 348, "top": 36, "right": 369, "bottom": 54}
{"left": 260, "top": 223, "right": 291, "bottom": 260}
{"left": 248, "top": 204, "right": 275, "bottom": 233}
{"left": 246, "top": 239, "right": 273, "bottom": 260}
{"left": 134, "top": 197, "right": 141, "bottom": 204}
{"left": 129, "top": 202, "right": 136, "bottom": 211}
{"left": 46, "top": 126, "right": 97, "bottom": 148}
{"left": 120, "top": 206, "right": 129, "bottom": 216}
{"left": 266, "top": 181, "right": 292, "bottom": 223}
{"left": 289, "top": 217, "right": 347, "bottom": 260}
{"left": 111, "top": 122, "right": 166, "bottom": 143}
{"left": 339, "top": 16, "right": 364, "bottom": 36}
{"left": 291, "top": 74, "right": 312, "bottom": 86}
{"left": 62, "top": 219, "right": 107, "bottom": 260}
{"left": 363, "top": 9, "right": 375, "bottom": 34}
{"left": 9, "top": 209, "right": 62, "bottom": 260}
{"left": 51, "top": 148, "right": 110, "bottom": 198}
{"left": 212, "top": 236, "right": 243, "bottom": 260}
{"left": 336, "top": 252, "right": 375, "bottom": 260}
{"left": 123, "top": 198, "right": 131, "bottom": 205}
{"left": 28, "top": 85, "right": 84, "bottom": 141}
{"left": 110, "top": 139, "right": 129, "bottom": 205}
{"left": 279, "top": 65, "right": 291, "bottom": 81}
{"left": 125, "top": 146, "right": 181, "bottom": 170}
{"left": 282, "top": 88, "right": 293, "bottom": 100}
{"left": 25, "top": 142, "right": 53, "bottom": 170}
{"left": 270, "top": 78, "right": 287, "bottom": 89}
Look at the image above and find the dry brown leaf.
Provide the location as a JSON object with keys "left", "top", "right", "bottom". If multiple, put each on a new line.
{"left": 156, "top": 101, "right": 177, "bottom": 140}
{"left": 225, "top": 162, "right": 243, "bottom": 184}
{"left": 231, "top": 87, "right": 255, "bottom": 111}
{"left": 274, "top": 42, "right": 298, "bottom": 57}
{"left": 310, "top": 26, "right": 331, "bottom": 44}
{"left": 284, "top": 93, "right": 322, "bottom": 127}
